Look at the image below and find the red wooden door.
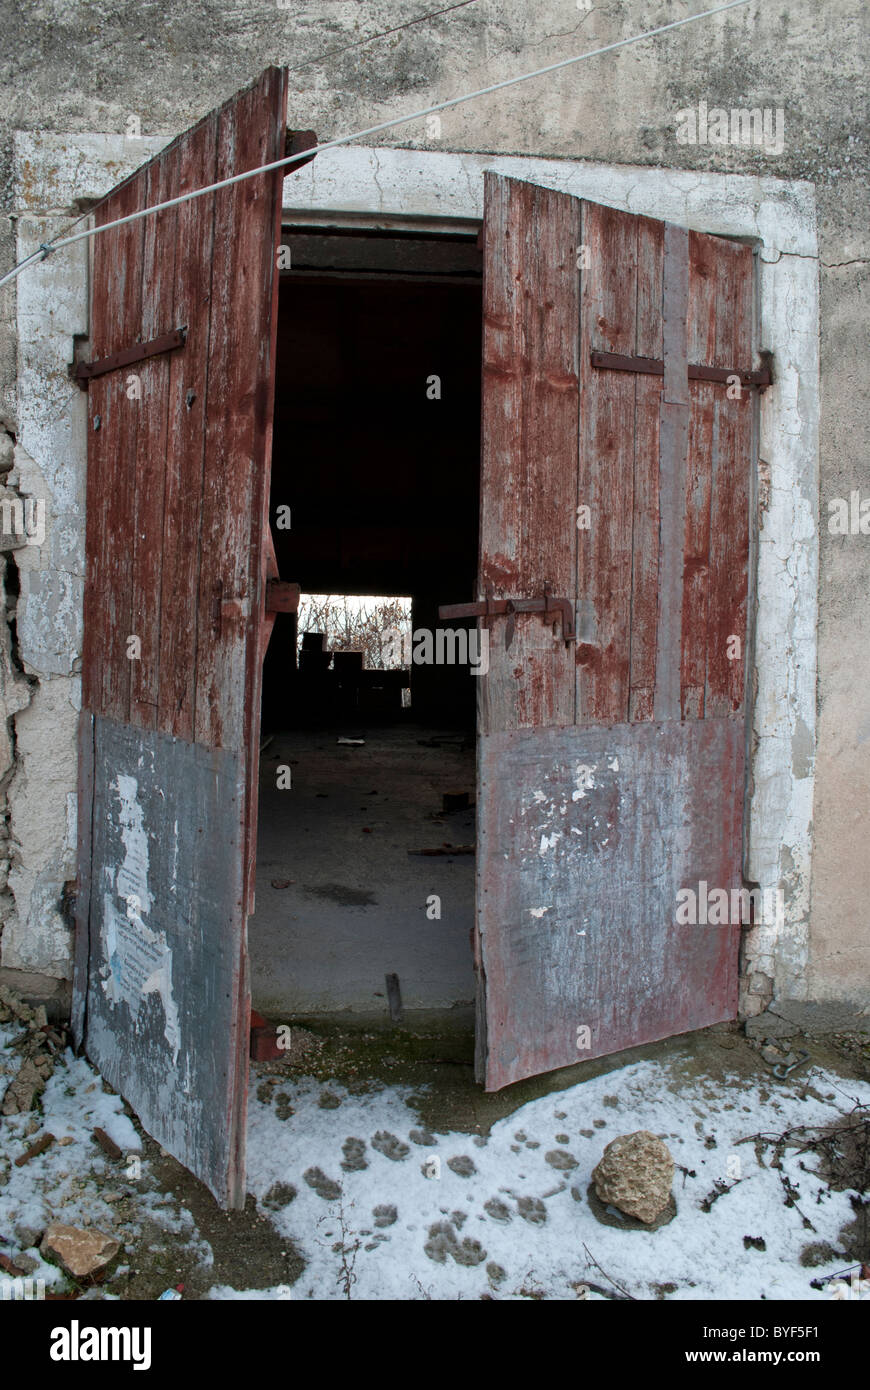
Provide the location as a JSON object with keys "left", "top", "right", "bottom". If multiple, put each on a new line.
{"left": 475, "top": 175, "right": 755, "bottom": 1090}
{"left": 72, "top": 69, "right": 290, "bottom": 1206}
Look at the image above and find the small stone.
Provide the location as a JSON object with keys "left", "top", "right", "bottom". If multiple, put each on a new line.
{"left": 1, "top": 1058, "right": 45, "bottom": 1114}
{"left": 41, "top": 1223, "right": 122, "bottom": 1280}
{"left": 14, "top": 1223, "right": 42, "bottom": 1249}
{"left": 591, "top": 1130, "right": 675, "bottom": 1225}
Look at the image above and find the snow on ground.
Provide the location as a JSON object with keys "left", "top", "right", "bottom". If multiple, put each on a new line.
{"left": 3, "top": 1012, "right": 868, "bottom": 1301}
{"left": 0, "top": 1022, "right": 209, "bottom": 1294}
{"left": 238, "top": 1060, "right": 870, "bottom": 1301}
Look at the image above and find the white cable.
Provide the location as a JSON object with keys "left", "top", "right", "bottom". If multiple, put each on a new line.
{"left": 1, "top": 0, "right": 753, "bottom": 291}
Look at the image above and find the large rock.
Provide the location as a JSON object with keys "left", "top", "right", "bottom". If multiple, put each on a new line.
{"left": 41, "top": 1224, "right": 121, "bottom": 1281}
{"left": 591, "top": 1130, "right": 674, "bottom": 1225}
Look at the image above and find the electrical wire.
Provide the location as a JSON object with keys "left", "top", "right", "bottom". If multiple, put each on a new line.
{"left": 1, "top": 0, "right": 753, "bottom": 291}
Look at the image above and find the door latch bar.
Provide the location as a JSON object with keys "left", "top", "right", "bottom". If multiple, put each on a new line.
{"left": 74, "top": 327, "right": 188, "bottom": 385}
{"left": 439, "top": 592, "right": 576, "bottom": 648}
{"left": 590, "top": 350, "right": 772, "bottom": 391}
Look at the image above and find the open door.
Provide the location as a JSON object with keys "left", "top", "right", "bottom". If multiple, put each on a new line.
{"left": 72, "top": 69, "right": 295, "bottom": 1206}
{"left": 473, "top": 175, "right": 759, "bottom": 1090}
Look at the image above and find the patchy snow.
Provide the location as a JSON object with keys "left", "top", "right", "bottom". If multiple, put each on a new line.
{"left": 0, "top": 1021, "right": 207, "bottom": 1295}
{"left": 242, "top": 1060, "right": 870, "bottom": 1302}
{"left": 2, "top": 1012, "right": 868, "bottom": 1302}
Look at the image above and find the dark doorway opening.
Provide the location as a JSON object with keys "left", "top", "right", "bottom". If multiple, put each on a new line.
{"left": 251, "top": 226, "right": 483, "bottom": 1021}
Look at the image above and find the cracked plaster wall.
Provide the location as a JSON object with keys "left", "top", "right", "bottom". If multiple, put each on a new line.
{"left": 0, "top": 0, "right": 865, "bottom": 1022}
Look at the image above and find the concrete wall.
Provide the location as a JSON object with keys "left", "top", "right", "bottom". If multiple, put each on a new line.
{"left": 0, "top": 0, "right": 867, "bottom": 1023}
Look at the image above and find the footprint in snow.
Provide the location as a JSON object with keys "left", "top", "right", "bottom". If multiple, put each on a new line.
{"left": 262, "top": 1181, "right": 297, "bottom": 1210}
{"left": 341, "top": 1137, "right": 368, "bottom": 1172}
{"left": 371, "top": 1130, "right": 410, "bottom": 1161}
{"left": 516, "top": 1195, "right": 547, "bottom": 1225}
{"left": 545, "top": 1149, "right": 578, "bottom": 1171}
{"left": 303, "top": 1167, "right": 342, "bottom": 1201}
{"left": 373, "top": 1204, "right": 397, "bottom": 1228}
{"left": 447, "top": 1155, "right": 477, "bottom": 1178}
{"left": 409, "top": 1128, "right": 437, "bottom": 1146}
{"left": 423, "top": 1220, "right": 487, "bottom": 1267}
{"left": 483, "top": 1197, "right": 512, "bottom": 1224}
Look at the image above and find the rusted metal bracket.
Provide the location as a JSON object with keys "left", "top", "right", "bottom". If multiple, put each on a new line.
{"left": 591, "top": 350, "right": 772, "bottom": 391}
{"left": 285, "top": 128, "right": 318, "bottom": 172}
{"left": 74, "top": 327, "right": 187, "bottom": 385}
{"left": 439, "top": 592, "right": 576, "bottom": 649}
{"left": 265, "top": 579, "right": 300, "bottom": 614}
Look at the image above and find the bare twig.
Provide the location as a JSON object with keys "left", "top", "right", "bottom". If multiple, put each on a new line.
{"left": 582, "top": 1243, "right": 636, "bottom": 1301}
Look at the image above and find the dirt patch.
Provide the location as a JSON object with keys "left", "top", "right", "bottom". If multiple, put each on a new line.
{"left": 302, "top": 884, "right": 377, "bottom": 907}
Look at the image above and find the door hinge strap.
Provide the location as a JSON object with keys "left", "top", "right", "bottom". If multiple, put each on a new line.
{"left": 439, "top": 593, "right": 576, "bottom": 647}
{"left": 591, "top": 350, "right": 771, "bottom": 391}
{"left": 74, "top": 327, "right": 187, "bottom": 384}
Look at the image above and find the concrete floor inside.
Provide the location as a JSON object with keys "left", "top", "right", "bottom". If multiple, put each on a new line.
{"left": 250, "top": 725, "right": 476, "bottom": 1018}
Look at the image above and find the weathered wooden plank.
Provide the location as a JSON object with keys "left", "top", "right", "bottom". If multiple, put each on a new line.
{"left": 478, "top": 173, "right": 579, "bottom": 734}
{"left": 577, "top": 201, "right": 637, "bottom": 723}
{"left": 194, "top": 67, "right": 287, "bottom": 755}
{"left": 83, "top": 172, "right": 146, "bottom": 720}
{"left": 96, "top": 173, "right": 147, "bottom": 723}
{"left": 653, "top": 224, "right": 690, "bottom": 722}
{"left": 628, "top": 215, "right": 664, "bottom": 722}
{"left": 477, "top": 719, "right": 744, "bottom": 1089}
{"left": 706, "top": 238, "right": 753, "bottom": 716}
{"left": 681, "top": 230, "right": 720, "bottom": 719}
{"left": 129, "top": 150, "right": 179, "bottom": 728}
{"left": 156, "top": 114, "right": 219, "bottom": 741}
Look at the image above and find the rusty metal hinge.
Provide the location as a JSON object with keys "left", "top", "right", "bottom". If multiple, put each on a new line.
{"left": 439, "top": 591, "right": 576, "bottom": 649}
{"left": 74, "top": 327, "right": 187, "bottom": 385}
{"left": 591, "top": 350, "right": 772, "bottom": 391}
